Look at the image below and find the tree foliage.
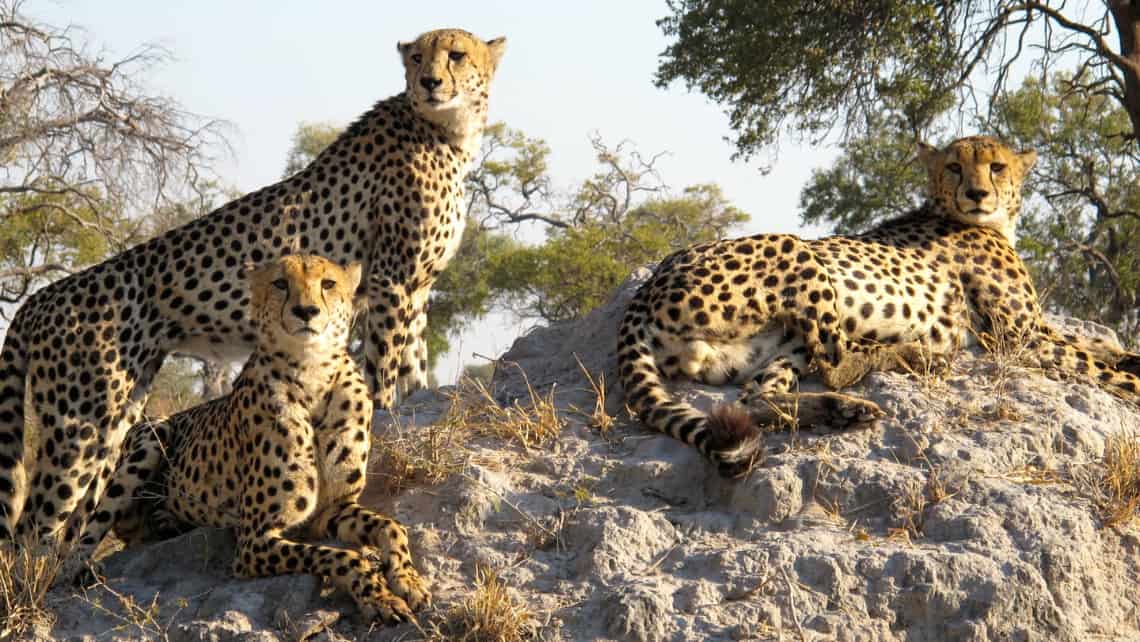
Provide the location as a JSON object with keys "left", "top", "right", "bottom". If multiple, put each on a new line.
{"left": 0, "top": 1, "right": 225, "bottom": 309}
{"left": 470, "top": 133, "right": 748, "bottom": 323}
{"left": 656, "top": 1, "right": 1140, "bottom": 160}
{"left": 492, "top": 180, "right": 747, "bottom": 321}
{"left": 997, "top": 76, "right": 1140, "bottom": 343}
{"left": 281, "top": 122, "right": 341, "bottom": 178}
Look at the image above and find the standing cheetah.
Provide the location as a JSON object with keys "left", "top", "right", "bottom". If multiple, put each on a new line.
{"left": 68, "top": 255, "right": 430, "bottom": 623}
{"left": 618, "top": 136, "right": 1140, "bottom": 477}
{"left": 0, "top": 28, "right": 506, "bottom": 547}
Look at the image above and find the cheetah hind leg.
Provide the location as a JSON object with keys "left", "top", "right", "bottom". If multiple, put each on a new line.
{"left": 707, "top": 391, "right": 883, "bottom": 478}
{"left": 706, "top": 348, "right": 894, "bottom": 479}
{"left": 815, "top": 339, "right": 950, "bottom": 390}
{"left": 735, "top": 388, "right": 884, "bottom": 431}
{"left": 738, "top": 349, "right": 890, "bottom": 429}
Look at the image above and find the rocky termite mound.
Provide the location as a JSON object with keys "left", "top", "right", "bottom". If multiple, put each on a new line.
{"left": 20, "top": 268, "right": 1140, "bottom": 641}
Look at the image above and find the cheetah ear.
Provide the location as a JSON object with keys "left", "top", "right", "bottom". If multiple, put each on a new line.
{"left": 485, "top": 37, "right": 507, "bottom": 68}
{"left": 915, "top": 142, "right": 940, "bottom": 169}
{"left": 344, "top": 261, "right": 363, "bottom": 293}
{"left": 397, "top": 41, "right": 415, "bottom": 59}
{"left": 1017, "top": 149, "right": 1037, "bottom": 174}
{"left": 238, "top": 261, "right": 260, "bottom": 281}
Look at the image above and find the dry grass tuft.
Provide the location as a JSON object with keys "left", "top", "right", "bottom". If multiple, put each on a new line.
{"left": 442, "top": 374, "right": 564, "bottom": 450}
{"left": 369, "top": 418, "right": 469, "bottom": 497}
{"left": 571, "top": 355, "right": 615, "bottom": 435}
{"left": 421, "top": 565, "right": 536, "bottom": 642}
{"left": 991, "top": 464, "right": 1063, "bottom": 486}
{"left": 0, "top": 539, "right": 63, "bottom": 639}
{"left": 1085, "top": 431, "right": 1140, "bottom": 528}
{"left": 368, "top": 369, "right": 564, "bottom": 497}
{"left": 968, "top": 319, "right": 1044, "bottom": 422}
{"left": 75, "top": 577, "right": 187, "bottom": 641}
{"left": 887, "top": 462, "right": 963, "bottom": 543}
{"left": 890, "top": 342, "right": 955, "bottom": 396}
{"left": 890, "top": 478, "right": 928, "bottom": 542}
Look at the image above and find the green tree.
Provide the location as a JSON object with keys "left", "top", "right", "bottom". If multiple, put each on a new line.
{"left": 493, "top": 182, "right": 748, "bottom": 322}
{"left": 281, "top": 122, "right": 342, "bottom": 178}
{"left": 997, "top": 76, "right": 1139, "bottom": 344}
{"left": 0, "top": 188, "right": 123, "bottom": 316}
{"left": 656, "top": 1, "right": 1140, "bottom": 159}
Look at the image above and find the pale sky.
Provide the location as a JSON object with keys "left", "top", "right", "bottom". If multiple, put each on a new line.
{"left": 32, "top": 0, "right": 840, "bottom": 383}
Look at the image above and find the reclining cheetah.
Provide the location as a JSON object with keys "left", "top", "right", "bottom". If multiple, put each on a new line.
{"left": 0, "top": 28, "right": 506, "bottom": 546}
{"left": 67, "top": 255, "right": 430, "bottom": 623}
{"left": 617, "top": 136, "right": 1140, "bottom": 477}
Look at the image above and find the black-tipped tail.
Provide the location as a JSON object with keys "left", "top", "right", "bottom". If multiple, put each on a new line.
{"left": 707, "top": 404, "right": 763, "bottom": 478}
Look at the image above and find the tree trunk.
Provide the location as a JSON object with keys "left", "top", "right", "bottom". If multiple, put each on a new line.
{"left": 1109, "top": 0, "right": 1140, "bottom": 145}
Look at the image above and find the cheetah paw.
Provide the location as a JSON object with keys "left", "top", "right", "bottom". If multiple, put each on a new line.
{"left": 388, "top": 567, "right": 432, "bottom": 612}
{"left": 358, "top": 588, "right": 416, "bottom": 625}
{"left": 815, "top": 392, "right": 884, "bottom": 429}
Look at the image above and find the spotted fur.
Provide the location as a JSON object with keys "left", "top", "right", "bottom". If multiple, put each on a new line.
{"left": 66, "top": 255, "right": 429, "bottom": 623}
{"left": 618, "top": 136, "right": 1140, "bottom": 477}
{"left": 0, "top": 28, "right": 506, "bottom": 546}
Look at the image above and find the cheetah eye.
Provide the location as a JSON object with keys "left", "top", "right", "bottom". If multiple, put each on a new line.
{"left": 946, "top": 162, "right": 962, "bottom": 174}
{"left": 990, "top": 162, "right": 1007, "bottom": 173}
{"left": 448, "top": 51, "right": 466, "bottom": 62}
{"left": 272, "top": 279, "right": 288, "bottom": 291}
{"left": 321, "top": 279, "right": 337, "bottom": 290}
{"left": 411, "top": 53, "right": 423, "bottom": 64}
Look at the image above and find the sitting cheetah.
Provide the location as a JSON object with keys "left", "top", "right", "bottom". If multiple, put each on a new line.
{"left": 68, "top": 255, "right": 430, "bottom": 623}
{"left": 0, "top": 28, "right": 506, "bottom": 546}
{"left": 617, "top": 136, "right": 1140, "bottom": 477}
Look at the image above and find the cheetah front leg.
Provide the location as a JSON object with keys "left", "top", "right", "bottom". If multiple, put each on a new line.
{"left": 1030, "top": 330, "right": 1140, "bottom": 402}
{"left": 311, "top": 502, "right": 431, "bottom": 611}
{"left": 362, "top": 271, "right": 409, "bottom": 410}
{"left": 234, "top": 527, "right": 414, "bottom": 623}
{"left": 236, "top": 414, "right": 414, "bottom": 624}
{"left": 396, "top": 287, "right": 431, "bottom": 399}
{"left": 1040, "top": 324, "right": 1140, "bottom": 377}
{"left": 60, "top": 419, "right": 173, "bottom": 586}
{"left": 311, "top": 366, "right": 430, "bottom": 611}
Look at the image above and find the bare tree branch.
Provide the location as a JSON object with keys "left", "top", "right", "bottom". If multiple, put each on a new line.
{"left": 0, "top": 1, "right": 229, "bottom": 315}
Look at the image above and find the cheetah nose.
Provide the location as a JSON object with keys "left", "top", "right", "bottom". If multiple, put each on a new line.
{"left": 965, "top": 188, "right": 989, "bottom": 202}
{"left": 420, "top": 76, "right": 443, "bottom": 91}
{"left": 292, "top": 305, "right": 320, "bottom": 322}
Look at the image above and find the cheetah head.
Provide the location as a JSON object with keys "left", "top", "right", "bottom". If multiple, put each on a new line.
{"left": 245, "top": 254, "right": 363, "bottom": 354}
{"left": 399, "top": 28, "right": 506, "bottom": 149}
{"left": 918, "top": 136, "right": 1036, "bottom": 242}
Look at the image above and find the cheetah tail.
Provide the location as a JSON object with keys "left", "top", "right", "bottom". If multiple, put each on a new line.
{"left": 0, "top": 326, "right": 28, "bottom": 543}
{"left": 617, "top": 300, "right": 762, "bottom": 478}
